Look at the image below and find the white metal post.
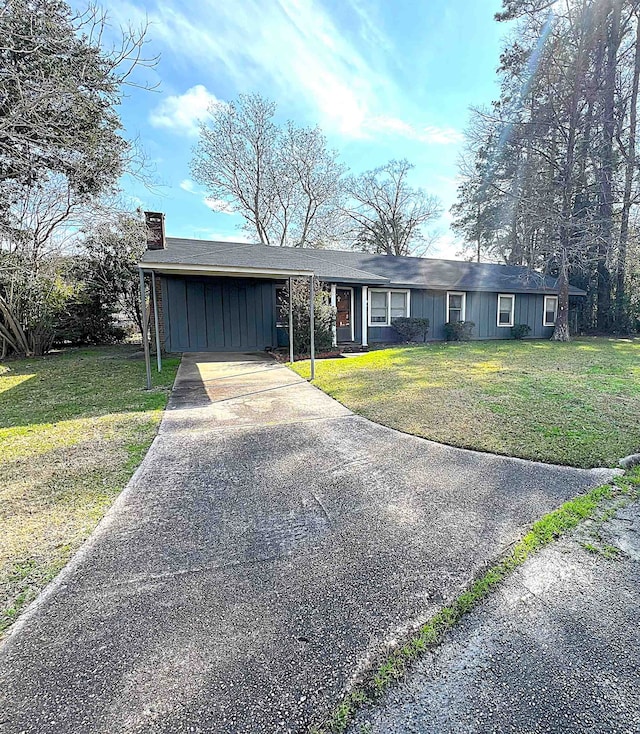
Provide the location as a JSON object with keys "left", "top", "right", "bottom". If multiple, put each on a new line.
{"left": 309, "top": 275, "right": 315, "bottom": 380}
{"left": 288, "top": 276, "right": 294, "bottom": 363}
{"left": 139, "top": 269, "right": 152, "bottom": 390}
{"left": 330, "top": 283, "right": 337, "bottom": 347}
{"left": 151, "top": 271, "right": 162, "bottom": 373}
{"left": 361, "top": 285, "right": 369, "bottom": 348}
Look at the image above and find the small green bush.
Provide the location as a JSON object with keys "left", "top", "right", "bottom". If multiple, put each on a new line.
{"left": 286, "top": 277, "right": 336, "bottom": 355}
{"left": 392, "top": 317, "right": 430, "bottom": 342}
{"left": 511, "top": 323, "right": 532, "bottom": 340}
{"left": 444, "top": 321, "right": 475, "bottom": 341}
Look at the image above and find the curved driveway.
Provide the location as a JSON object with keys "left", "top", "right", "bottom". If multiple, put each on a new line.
{"left": 0, "top": 353, "right": 617, "bottom": 734}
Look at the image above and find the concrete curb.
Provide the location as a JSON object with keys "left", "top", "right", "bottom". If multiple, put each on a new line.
{"left": 619, "top": 453, "right": 640, "bottom": 470}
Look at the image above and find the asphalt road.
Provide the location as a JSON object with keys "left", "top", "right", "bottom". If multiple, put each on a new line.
{"left": 0, "top": 353, "right": 618, "bottom": 734}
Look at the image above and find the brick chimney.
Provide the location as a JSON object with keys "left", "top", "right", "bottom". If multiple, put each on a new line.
{"left": 145, "top": 211, "right": 166, "bottom": 250}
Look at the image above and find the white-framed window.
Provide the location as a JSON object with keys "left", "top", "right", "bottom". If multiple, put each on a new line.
{"left": 275, "top": 285, "right": 288, "bottom": 327}
{"left": 446, "top": 291, "right": 466, "bottom": 323}
{"left": 368, "top": 289, "right": 410, "bottom": 327}
{"left": 543, "top": 295, "right": 558, "bottom": 327}
{"left": 497, "top": 294, "right": 515, "bottom": 327}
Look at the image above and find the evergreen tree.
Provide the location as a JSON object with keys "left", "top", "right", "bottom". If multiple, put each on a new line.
{"left": 452, "top": 0, "right": 640, "bottom": 338}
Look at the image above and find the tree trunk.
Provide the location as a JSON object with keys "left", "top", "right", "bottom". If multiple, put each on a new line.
{"left": 552, "top": 259, "right": 571, "bottom": 342}
{"left": 596, "top": 0, "right": 622, "bottom": 332}
{"left": 553, "top": 30, "right": 583, "bottom": 344}
{"left": 616, "top": 10, "right": 640, "bottom": 332}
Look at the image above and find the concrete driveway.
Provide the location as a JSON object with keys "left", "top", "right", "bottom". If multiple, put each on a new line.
{"left": 0, "top": 353, "right": 617, "bottom": 734}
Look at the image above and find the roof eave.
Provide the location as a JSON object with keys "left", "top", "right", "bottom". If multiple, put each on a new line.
{"left": 139, "top": 261, "right": 390, "bottom": 284}
{"left": 386, "top": 281, "right": 586, "bottom": 295}
{"left": 139, "top": 261, "right": 315, "bottom": 279}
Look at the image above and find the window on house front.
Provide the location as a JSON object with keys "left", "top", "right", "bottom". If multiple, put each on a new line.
{"left": 544, "top": 295, "right": 558, "bottom": 327}
{"left": 390, "top": 291, "right": 408, "bottom": 320}
{"left": 275, "top": 286, "right": 288, "bottom": 327}
{"left": 497, "top": 294, "right": 515, "bottom": 327}
{"left": 368, "top": 289, "right": 410, "bottom": 326}
{"left": 447, "top": 292, "right": 466, "bottom": 323}
{"left": 370, "top": 291, "right": 388, "bottom": 324}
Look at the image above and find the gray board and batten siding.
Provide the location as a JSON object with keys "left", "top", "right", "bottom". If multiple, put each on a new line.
{"left": 161, "top": 276, "right": 556, "bottom": 353}
{"left": 163, "top": 276, "right": 278, "bottom": 353}
{"left": 367, "top": 289, "right": 553, "bottom": 342}
{"left": 143, "top": 238, "right": 582, "bottom": 352}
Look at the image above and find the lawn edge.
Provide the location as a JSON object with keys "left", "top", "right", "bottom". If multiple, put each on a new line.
{"left": 289, "top": 343, "right": 637, "bottom": 471}
{"left": 310, "top": 469, "right": 640, "bottom": 734}
{"left": 293, "top": 367, "right": 622, "bottom": 474}
{"left": 0, "top": 355, "right": 180, "bottom": 641}
{"left": 1, "top": 429, "right": 162, "bottom": 641}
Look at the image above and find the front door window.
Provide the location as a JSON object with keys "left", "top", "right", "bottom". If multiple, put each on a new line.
{"left": 336, "top": 288, "right": 352, "bottom": 341}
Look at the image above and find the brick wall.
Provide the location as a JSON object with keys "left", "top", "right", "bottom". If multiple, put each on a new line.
{"left": 149, "top": 275, "right": 166, "bottom": 353}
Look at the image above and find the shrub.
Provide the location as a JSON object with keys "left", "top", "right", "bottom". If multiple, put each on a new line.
{"left": 392, "top": 317, "right": 430, "bottom": 342}
{"left": 52, "top": 256, "right": 127, "bottom": 347}
{"left": 55, "top": 287, "right": 126, "bottom": 346}
{"left": 0, "top": 256, "right": 75, "bottom": 357}
{"left": 444, "top": 321, "right": 475, "bottom": 341}
{"left": 286, "top": 277, "right": 336, "bottom": 355}
{"left": 511, "top": 323, "right": 532, "bottom": 340}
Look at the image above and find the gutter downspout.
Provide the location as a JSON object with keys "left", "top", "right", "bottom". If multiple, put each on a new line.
{"left": 288, "top": 276, "right": 294, "bottom": 363}
{"left": 361, "top": 286, "right": 368, "bottom": 348}
{"left": 330, "top": 283, "right": 337, "bottom": 347}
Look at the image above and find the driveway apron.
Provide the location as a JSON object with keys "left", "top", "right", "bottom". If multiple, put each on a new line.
{"left": 0, "top": 353, "right": 618, "bottom": 734}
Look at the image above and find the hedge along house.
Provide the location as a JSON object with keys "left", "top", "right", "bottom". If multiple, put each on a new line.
{"left": 138, "top": 235, "right": 585, "bottom": 375}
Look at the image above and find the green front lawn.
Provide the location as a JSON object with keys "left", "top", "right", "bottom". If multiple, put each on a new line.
{"left": 0, "top": 346, "right": 179, "bottom": 634}
{"left": 291, "top": 338, "right": 640, "bottom": 468}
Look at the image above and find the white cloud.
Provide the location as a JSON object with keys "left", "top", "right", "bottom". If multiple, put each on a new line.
{"left": 430, "top": 232, "right": 464, "bottom": 260}
{"left": 116, "top": 0, "right": 464, "bottom": 150}
{"left": 149, "top": 84, "right": 220, "bottom": 136}
{"left": 190, "top": 229, "right": 254, "bottom": 243}
{"left": 179, "top": 179, "right": 198, "bottom": 193}
{"left": 367, "top": 116, "right": 464, "bottom": 145}
{"left": 179, "top": 179, "right": 235, "bottom": 214}
{"left": 204, "top": 197, "right": 235, "bottom": 215}
{"left": 417, "top": 126, "right": 464, "bottom": 145}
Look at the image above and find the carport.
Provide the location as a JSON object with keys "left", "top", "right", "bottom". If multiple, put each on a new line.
{"left": 138, "top": 261, "right": 319, "bottom": 388}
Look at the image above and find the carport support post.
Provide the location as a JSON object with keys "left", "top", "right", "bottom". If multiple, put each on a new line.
{"left": 361, "top": 285, "right": 369, "bottom": 348}
{"left": 139, "top": 269, "right": 152, "bottom": 390}
{"left": 151, "top": 271, "right": 162, "bottom": 373}
{"left": 288, "top": 276, "right": 294, "bottom": 363}
{"left": 330, "top": 283, "right": 337, "bottom": 347}
{"left": 309, "top": 275, "right": 315, "bottom": 380}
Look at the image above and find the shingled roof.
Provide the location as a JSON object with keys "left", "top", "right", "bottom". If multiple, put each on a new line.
{"left": 141, "top": 237, "right": 586, "bottom": 295}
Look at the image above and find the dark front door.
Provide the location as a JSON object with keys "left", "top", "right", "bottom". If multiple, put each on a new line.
{"left": 336, "top": 288, "right": 353, "bottom": 342}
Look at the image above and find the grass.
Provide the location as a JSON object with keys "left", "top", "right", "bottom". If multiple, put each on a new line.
{"left": 311, "top": 468, "right": 640, "bottom": 734}
{"left": 291, "top": 337, "right": 640, "bottom": 468}
{"left": 0, "top": 345, "right": 179, "bottom": 635}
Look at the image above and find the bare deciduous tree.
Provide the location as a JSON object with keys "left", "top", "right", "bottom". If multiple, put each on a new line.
{"left": 80, "top": 211, "right": 147, "bottom": 332}
{"left": 191, "top": 94, "right": 346, "bottom": 248}
{"left": 344, "top": 159, "right": 442, "bottom": 256}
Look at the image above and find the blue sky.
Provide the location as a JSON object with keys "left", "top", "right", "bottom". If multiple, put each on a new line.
{"left": 110, "top": 0, "right": 509, "bottom": 259}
